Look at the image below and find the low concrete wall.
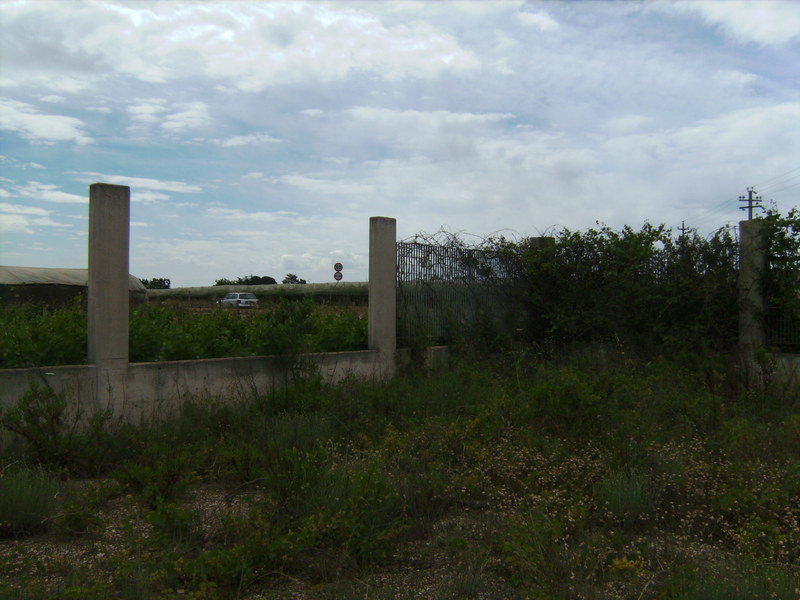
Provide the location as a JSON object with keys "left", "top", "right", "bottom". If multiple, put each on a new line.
{"left": 774, "top": 353, "right": 800, "bottom": 391}
{"left": 0, "top": 347, "right": 449, "bottom": 422}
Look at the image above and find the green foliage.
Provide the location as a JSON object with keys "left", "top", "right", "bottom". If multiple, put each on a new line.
{"left": 0, "top": 464, "right": 59, "bottom": 537}
{"left": 282, "top": 273, "right": 307, "bottom": 284}
{"left": 0, "top": 384, "right": 72, "bottom": 467}
{"left": 512, "top": 222, "right": 740, "bottom": 351}
{"left": 595, "top": 467, "right": 654, "bottom": 528}
{"left": 146, "top": 501, "right": 200, "bottom": 547}
{"left": 138, "top": 277, "right": 171, "bottom": 289}
{"left": 0, "top": 301, "right": 87, "bottom": 368}
{"left": 114, "top": 442, "right": 195, "bottom": 508}
{"left": 666, "top": 562, "right": 799, "bottom": 600}
{"left": 1, "top": 301, "right": 367, "bottom": 367}
{"left": 214, "top": 274, "right": 276, "bottom": 286}
{"left": 53, "top": 481, "right": 115, "bottom": 538}
{"left": 760, "top": 207, "right": 800, "bottom": 310}
{"left": 0, "top": 384, "right": 123, "bottom": 476}
{"left": 130, "top": 303, "right": 250, "bottom": 361}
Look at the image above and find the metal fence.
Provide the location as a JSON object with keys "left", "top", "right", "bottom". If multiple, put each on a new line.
{"left": 766, "top": 307, "right": 800, "bottom": 348}
{"left": 396, "top": 240, "right": 524, "bottom": 345}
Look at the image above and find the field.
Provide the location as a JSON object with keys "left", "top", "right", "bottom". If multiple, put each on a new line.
{"left": 0, "top": 299, "right": 368, "bottom": 368}
{"left": 1, "top": 349, "right": 798, "bottom": 599}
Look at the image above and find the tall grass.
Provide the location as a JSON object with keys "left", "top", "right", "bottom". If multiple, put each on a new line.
{"left": 0, "top": 465, "right": 59, "bottom": 537}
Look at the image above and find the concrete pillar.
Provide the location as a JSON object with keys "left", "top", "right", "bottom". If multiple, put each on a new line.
{"left": 88, "top": 184, "right": 130, "bottom": 407}
{"left": 368, "top": 217, "right": 397, "bottom": 376}
{"left": 739, "top": 219, "right": 766, "bottom": 350}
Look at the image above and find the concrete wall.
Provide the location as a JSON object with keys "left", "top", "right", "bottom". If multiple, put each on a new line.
{"left": 0, "top": 347, "right": 449, "bottom": 422}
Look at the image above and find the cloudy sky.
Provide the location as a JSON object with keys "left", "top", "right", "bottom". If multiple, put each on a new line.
{"left": 1, "top": 0, "right": 798, "bottom": 286}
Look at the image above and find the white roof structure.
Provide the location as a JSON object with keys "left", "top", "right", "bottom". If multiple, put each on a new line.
{"left": 0, "top": 266, "right": 146, "bottom": 292}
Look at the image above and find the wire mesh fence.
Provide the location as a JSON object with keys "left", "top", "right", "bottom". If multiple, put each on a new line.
{"left": 396, "top": 235, "right": 525, "bottom": 346}
{"left": 766, "top": 307, "right": 800, "bottom": 348}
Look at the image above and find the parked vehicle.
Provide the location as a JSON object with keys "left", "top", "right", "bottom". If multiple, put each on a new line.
{"left": 217, "top": 292, "right": 258, "bottom": 308}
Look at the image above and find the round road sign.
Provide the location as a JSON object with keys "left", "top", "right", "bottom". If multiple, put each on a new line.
{"left": 334, "top": 271, "right": 343, "bottom": 281}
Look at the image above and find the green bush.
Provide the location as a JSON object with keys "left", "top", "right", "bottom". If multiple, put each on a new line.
{"left": 0, "top": 301, "right": 86, "bottom": 368}
{"left": 114, "top": 442, "right": 195, "bottom": 507}
{"left": 0, "top": 465, "right": 59, "bottom": 537}
{"left": 0, "top": 384, "right": 73, "bottom": 467}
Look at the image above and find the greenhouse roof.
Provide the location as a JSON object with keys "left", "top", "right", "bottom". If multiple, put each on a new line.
{"left": 0, "top": 266, "right": 146, "bottom": 292}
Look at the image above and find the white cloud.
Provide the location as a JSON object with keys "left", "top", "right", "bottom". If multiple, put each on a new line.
{"left": 161, "top": 102, "right": 211, "bottom": 133}
{"left": 603, "top": 115, "right": 653, "bottom": 135}
{"left": 76, "top": 173, "right": 202, "bottom": 194}
{"left": 217, "top": 132, "right": 281, "bottom": 147}
{"left": 713, "top": 69, "right": 759, "bottom": 90}
{"left": 0, "top": 98, "right": 91, "bottom": 145}
{"left": 0, "top": 202, "right": 70, "bottom": 234}
{"left": 129, "top": 99, "right": 168, "bottom": 124}
{"left": 206, "top": 207, "right": 302, "bottom": 223}
{"left": 678, "top": 0, "right": 800, "bottom": 45}
{"left": 0, "top": 202, "right": 49, "bottom": 216}
{"left": 517, "top": 10, "right": 560, "bottom": 31}
{"left": 134, "top": 191, "right": 171, "bottom": 204}
{"left": 0, "top": 2, "right": 481, "bottom": 93}
{"left": 0, "top": 213, "right": 34, "bottom": 234}
{"left": 14, "top": 182, "right": 86, "bottom": 204}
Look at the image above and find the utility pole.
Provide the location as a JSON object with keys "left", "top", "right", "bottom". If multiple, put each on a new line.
{"left": 738, "top": 187, "right": 763, "bottom": 220}
{"left": 679, "top": 221, "right": 689, "bottom": 238}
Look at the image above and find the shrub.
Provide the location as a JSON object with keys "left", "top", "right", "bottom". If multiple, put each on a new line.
{"left": 0, "top": 465, "right": 59, "bottom": 537}
{"left": 114, "top": 442, "right": 195, "bottom": 508}
{"left": 0, "top": 384, "right": 73, "bottom": 467}
{"left": 0, "top": 301, "right": 86, "bottom": 368}
{"left": 595, "top": 467, "right": 654, "bottom": 528}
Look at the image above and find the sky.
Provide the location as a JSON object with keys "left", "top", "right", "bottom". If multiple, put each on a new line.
{"left": 1, "top": 0, "right": 799, "bottom": 287}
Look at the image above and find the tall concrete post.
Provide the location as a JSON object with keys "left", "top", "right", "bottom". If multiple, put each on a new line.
{"left": 88, "top": 184, "right": 130, "bottom": 408}
{"left": 369, "top": 216, "right": 397, "bottom": 376}
{"left": 739, "top": 219, "right": 766, "bottom": 350}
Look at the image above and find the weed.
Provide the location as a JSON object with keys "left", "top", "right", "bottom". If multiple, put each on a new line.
{"left": 146, "top": 501, "right": 200, "bottom": 547}
{"left": 595, "top": 467, "right": 654, "bottom": 528}
{"left": 0, "top": 464, "right": 59, "bottom": 537}
{"left": 114, "top": 442, "right": 195, "bottom": 507}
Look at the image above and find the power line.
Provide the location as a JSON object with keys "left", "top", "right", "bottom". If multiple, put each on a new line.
{"left": 763, "top": 179, "right": 800, "bottom": 197}
{"left": 752, "top": 166, "right": 800, "bottom": 189}
{"left": 759, "top": 173, "right": 800, "bottom": 194}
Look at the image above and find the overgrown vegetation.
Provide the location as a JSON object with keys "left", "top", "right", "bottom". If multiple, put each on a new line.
{"left": 0, "top": 298, "right": 367, "bottom": 368}
{"left": 506, "top": 208, "right": 800, "bottom": 352}
{"left": 139, "top": 277, "right": 171, "bottom": 290}
{"left": 1, "top": 350, "right": 798, "bottom": 598}
{"left": 214, "top": 274, "right": 277, "bottom": 286}
{"left": 397, "top": 209, "right": 799, "bottom": 354}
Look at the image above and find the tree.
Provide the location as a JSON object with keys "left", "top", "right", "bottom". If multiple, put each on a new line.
{"left": 214, "top": 275, "right": 277, "bottom": 286}
{"left": 140, "top": 277, "right": 171, "bottom": 289}
{"left": 282, "top": 274, "right": 307, "bottom": 284}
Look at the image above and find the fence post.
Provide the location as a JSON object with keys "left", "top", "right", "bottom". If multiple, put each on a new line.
{"left": 738, "top": 218, "right": 767, "bottom": 385}
{"left": 369, "top": 216, "right": 397, "bottom": 377}
{"left": 738, "top": 219, "right": 766, "bottom": 350}
{"left": 88, "top": 183, "right": 130, "bottom": 411}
